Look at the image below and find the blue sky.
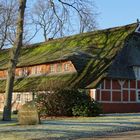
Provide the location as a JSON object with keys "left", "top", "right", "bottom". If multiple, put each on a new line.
{"left": 96, "top": 0, "right": 140, "bottom": 29}
{"left": 30, "top": 0, "right": 140, "bottom": 43}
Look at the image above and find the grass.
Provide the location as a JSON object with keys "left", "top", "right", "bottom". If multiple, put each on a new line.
{"left": 0, "top": 113, "right": 140, "bottom": 140}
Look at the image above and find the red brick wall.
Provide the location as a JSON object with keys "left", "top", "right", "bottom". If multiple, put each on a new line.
{"left": 105, "top": 79, "right": 111, "bottom": 89}
{"left": 101, "top": 91, "right": 110, "bottom": 101}
{"left": 112, "top": 91, "right": 121, "bottom": 101}
{"left": 95, "top": 79, "right": 139, "bottom": 102}
{"left": 90, "top": 79, "right": 140, "bottom": 113}
{"left": 102, "top": 103, "right": 140, "bottom": 113}
{"left": 0, "top": 60, "right": 76, "bottom": 78}
{"left": 112, "top": 80, "right": 121, "bottom": 89}
{"left": 123, "top": 90, "right": 128, "bottom": 101}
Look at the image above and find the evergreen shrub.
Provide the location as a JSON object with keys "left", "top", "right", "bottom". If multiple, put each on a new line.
{"left": 35, "top": 89, "right": 102, "bottom": 117}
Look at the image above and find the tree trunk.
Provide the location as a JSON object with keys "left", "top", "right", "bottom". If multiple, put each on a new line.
{"left": 3, "top": 0, "right": 27, "bottom": 121}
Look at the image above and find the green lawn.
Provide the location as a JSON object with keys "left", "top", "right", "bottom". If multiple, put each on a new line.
{"left": 0, "top": 113, "right": 140, "bottom": 140}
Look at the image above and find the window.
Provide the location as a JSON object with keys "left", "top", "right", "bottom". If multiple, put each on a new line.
{"left": 57, "top": 63, "right": 62, "bottom": 72}
{"left": 32, "top": 66, "right": 38, "bottom": 75}
{"left": 25, "top": 94, "right": 30, "bottom": 102}
{"left": 64, "top": 63, "right": 70, "bottom": 71}
{"left": 137, "top": 91, "right": 140, "bottom": 102}
{"left": 23, "top": 68, "right": 28, "bottom": 76}
{"left": 50, "top": 64, "right": 55, "bottom": 73}
{"left": 19, "top": 69, "right": 23, "bottom": 76}
{"left": 133, "top": 66, "right": 140, "bottom": 79}
{"left": 19, "top": 68, "right": 28, "bottom": 76}
{"left": 31, "top": 66, "right": 41, "bottom": 75}
{"left": 16, "top": 94, "right": 21, "bottom": 102}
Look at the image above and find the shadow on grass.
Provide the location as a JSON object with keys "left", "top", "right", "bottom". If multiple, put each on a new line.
{"left": 0, "top": 119, "right": 140, "bottom": 140}
{"left": 0, "top": 112, "right": 18, "bottom": 126}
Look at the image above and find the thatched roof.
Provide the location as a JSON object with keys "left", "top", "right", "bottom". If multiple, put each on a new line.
{"left": 0, "top": 23, "right": 139, "bottom": 92}
{"left": 107, "top": 30, "right": 140, "bottom": 80}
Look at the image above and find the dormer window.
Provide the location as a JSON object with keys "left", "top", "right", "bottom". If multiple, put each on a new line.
{"left": 135, "top": 24, "right": 140, "bottom": 33}
{"left": 57, "top": 63, "right": 62, "bottom": 72}
{"left": 19, "top": 68, "right": 28, "bottom": 76}
{"left": 133, "top": 66, "right": 140, "bottom": 79}
{"left": 64, "top": 63, "right": 70, "bottom": 71}
{"left": 50, "top": 64, "right": 55, "bottom": 73}
{"left": 32, "top": 66, "right": 41, "bottom": 75}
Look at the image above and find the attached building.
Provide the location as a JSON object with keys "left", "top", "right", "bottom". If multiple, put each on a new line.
{"left": 0, "top": 23, "right": 140, "bottom": 113}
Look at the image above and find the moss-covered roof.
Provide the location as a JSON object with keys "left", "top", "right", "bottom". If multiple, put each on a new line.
{"left": 0, "top": 73, "right": 77, "bottom": 92}
{"left": 0, "top": 23, "right": 139, "bottom": 92}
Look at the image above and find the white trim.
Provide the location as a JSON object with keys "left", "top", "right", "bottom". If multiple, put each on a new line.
{"left": 97, "top": 79, "right": 140, "bottom": 103}
{"left": 118, "top": 80, "right": 124, "bottom": 102}
{"left": 90, "top": 89, "right": 96, "bottom": 100}
{"left": 128, "top": 80, "right": 130, "bottom": 102}
{"left": 136, "top": 79, "right": 138, "bottom": 101}
{"left": 110, "top": 79, "right": 112, "bottom": 102}
{"left": 99, "top": 87, "right": 101, "bottom": 101}
{"left": 17, "top": 93, "right": 21, "bottom": 103}
{"left": 100, "top": 89, "right": 121, "bottom": 92}
{"left": 118, "top": 80, "right": 125, "bottom": 87}
{"left": 123, "top": 88, "right": 136, "bottom": 90}
{"left": 99, "top": 101, "right": 139, "bottom": 104}
{"left": 136, "top": 79, "right": 140, "bottom": 102}
{"left": 99, "top": 88, "right": 135, "bottom": 92}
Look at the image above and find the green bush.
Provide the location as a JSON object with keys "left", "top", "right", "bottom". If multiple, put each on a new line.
{"left": 72, "top": 100, "right": 102, "bottom": 117}
{"left": 35, "top": 89, "right": 102, "bottom": 117}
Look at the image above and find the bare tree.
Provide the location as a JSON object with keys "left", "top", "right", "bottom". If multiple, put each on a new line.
{"left": 3, "top": 0, "right": 27, "bottom": 121}
{"left": 57, "top": 0, "right": 97, "bottom": 33}
{"left": 32, "top": 0, "right": 97, "bottom": 41}
{"left": 0, "top": 0, "right": 18, "bottom": 49}
{"left": 79, "top": 6, "right": 97, "bottom": 33}
{"left": 0, "top": 0, "right": 38, "bottom": 49}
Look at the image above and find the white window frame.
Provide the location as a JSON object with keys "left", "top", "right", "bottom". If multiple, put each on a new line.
{"left": 136, "top": 90, "right": 140, "bottom": 102}
{"left": 64, "top": 63, "right": 70, "bottom": 71}
{"left": 32, "top": 66, "right": 37, "bottom": 75}
{"left": 57, "top": 63, "right": 62, "bottom": 72}
{"left": 19, "top": 68, "right": 28, "bottom": 77}
{"left": 16, "top": 93, "right": 21, "bottom": 102}
{"left": 25, "top": 93, "right": 30, "bottom": 102}
{"left": 23, "top": 68, "right": 28, "bottom": 76}
{"left": 19, "top": 69, "right": 23, "bottom": 77}
{"left": 50, "top": 64, "right": 55, "bottom": 73}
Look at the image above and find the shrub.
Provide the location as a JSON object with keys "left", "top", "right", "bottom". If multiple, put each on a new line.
{"left": 72, "top": 97, "right": 102, "bottom": 117}
{"left": 35, "top": 89, "right": 102, "bottom": 117}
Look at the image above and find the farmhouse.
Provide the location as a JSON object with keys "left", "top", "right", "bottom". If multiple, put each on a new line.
{"left": 0, "top": 22, "right": 140, "bottom": 113}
